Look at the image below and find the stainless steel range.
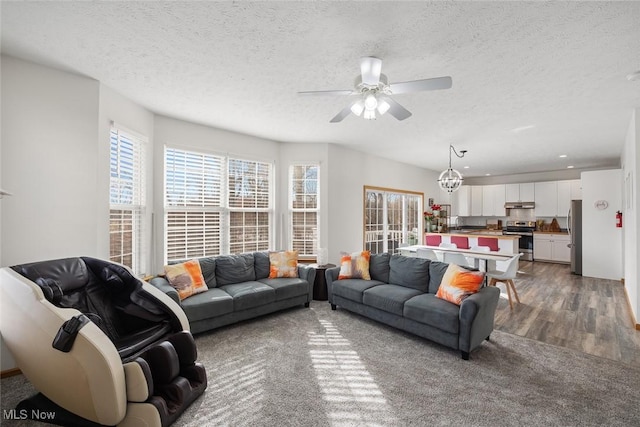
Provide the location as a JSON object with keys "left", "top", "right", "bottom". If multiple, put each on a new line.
{"left": 502, "top": 220, "right": 536, "bottom": 261}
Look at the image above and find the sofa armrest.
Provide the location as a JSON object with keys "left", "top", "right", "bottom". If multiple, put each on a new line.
{"left": 324, "top": 267, "right": 340, "bottom": 303}
{"left": 149, "top": 277, "right": 181, "bottom": 306}
{"left": 458, "top": 286, "right": 500, "bottom": 353}
{"left": 297, "top": 265, "right": 316, "bottom": 302}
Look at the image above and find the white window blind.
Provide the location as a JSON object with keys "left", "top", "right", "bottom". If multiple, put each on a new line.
{"left": 109, "top": 126, "right": 147, "bottom": 275}
{"left": 289, "top": 164, "right": 319, "bottom": 257}
{"left": 364, "top": 187, "right": 422, "bottom": 254}
{"left": 164, "top": 147, "right": 272, "bottom": 263}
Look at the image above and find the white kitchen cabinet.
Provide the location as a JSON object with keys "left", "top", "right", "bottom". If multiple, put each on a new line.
{"left": 534, "top": 233, "right": 570, "bottom": 263}
{"left": 455, "top": 186, "right": 471, "bottom": 216}
{"left": 570, "top": 179, "right": 582, "bottom": 200}
{"left": 482, "top": 184, "right": 506, "bottom": 216}
{"left": 505, "top": 183, "right": 535, "bottom": 202}
{"left": 471, "top": 186, "right": 483, "bottom": 216}
{"left": 534, "top": 181, "right": 558, "bottom": 217}
{"left": 557, "top": 180, "right": 572, "bottom": 217}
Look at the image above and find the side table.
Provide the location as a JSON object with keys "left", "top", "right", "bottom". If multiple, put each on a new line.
{"left": 309, "top": 263, "right": 336, "bottom": 301}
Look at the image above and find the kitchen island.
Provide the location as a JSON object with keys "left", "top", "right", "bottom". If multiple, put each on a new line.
{"left": 424, "top": 232, "right": 520, "bottom": 254}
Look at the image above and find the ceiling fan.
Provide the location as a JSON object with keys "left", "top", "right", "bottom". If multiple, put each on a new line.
{"left": 298, "top": 56, "right": 452, "bottom": 122}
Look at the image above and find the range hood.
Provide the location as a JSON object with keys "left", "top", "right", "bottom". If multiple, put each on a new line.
{"left": 504, "top": 202, "right": 535, "bottom": 209}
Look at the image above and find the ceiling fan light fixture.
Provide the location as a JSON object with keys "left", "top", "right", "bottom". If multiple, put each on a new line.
{"left": 377, "top": 99, "right": 390, "bottom": 115}
{"left": 350, "top": 100, "right": 365, "bottom": 116}
{"left": 437, "top": 145, "right": 467, "bottom": 193}
{"left": 364, "top": 93, "right": 378, "bottom": 110}
{"left": 363, "top": 109, "right": 376, "bottom": 120}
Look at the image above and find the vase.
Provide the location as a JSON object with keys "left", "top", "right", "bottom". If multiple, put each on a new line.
{"left": 425, "top": 221, "right": 432, "bottom": 232}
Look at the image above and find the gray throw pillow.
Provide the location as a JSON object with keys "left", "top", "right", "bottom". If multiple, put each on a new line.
{"left": 369, "top": 252, "right": 391, "bottom": 283}
{"left": 388, "top": 255, "right": 430, "bottom": 292}
{"left": 254, "top": 251, "right": 270, "bottom": 280}
{"left": 215, "top": 253, "right": 256, "bottom": 285}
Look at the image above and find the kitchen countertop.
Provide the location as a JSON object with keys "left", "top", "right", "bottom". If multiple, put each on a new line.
{"left": 425, "top": 231, "right": 518, "bottom": 240}
{"left": 533, "top": 230, "right": 569, "bottom": 235}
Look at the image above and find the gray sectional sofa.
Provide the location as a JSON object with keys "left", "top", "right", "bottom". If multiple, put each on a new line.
{"left": 325, "top": 253, "right": 500, "bottom": 359}
{"left": 150, "top": 252, "right": 316, "bottom": 334}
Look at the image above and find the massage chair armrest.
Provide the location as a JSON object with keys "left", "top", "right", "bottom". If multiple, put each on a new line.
{"left": 149, "top": 277, "right": 181, "bottom": 305}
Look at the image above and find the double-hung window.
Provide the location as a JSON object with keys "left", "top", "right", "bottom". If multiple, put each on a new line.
{"left": 364, "top": 186, "right": 422, "bottom": 254}
{"left": 109, "top": 125, "right": 147, "bottom": 275}
{"left": 289, "top": 164, "right": 319, "bottom": 258}
{"left": 164, "top": 147, "right": 273, "bottom": 263}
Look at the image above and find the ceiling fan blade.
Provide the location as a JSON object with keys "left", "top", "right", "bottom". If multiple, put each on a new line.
{"left": 389, "top": 76, "right": 452, "bottom": 94}
{"left": 360, "top": 56, "right": 382, "bottom": 86}
{"left": 380, "top": 96, "right": 412, "bottom": 121}
{"left": 330, "top": 103, "right": 355, "bottom": 123}
{"left": 298, "top": 89, "right": 353, "bottom": 96}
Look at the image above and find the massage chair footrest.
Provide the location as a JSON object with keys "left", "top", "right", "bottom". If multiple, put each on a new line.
{"left": 16, "top": 393, "right": 112, "bottom": 427}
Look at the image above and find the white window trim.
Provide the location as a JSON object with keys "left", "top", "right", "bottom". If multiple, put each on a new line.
{"left": 288, "top": 163, "right": 320, "bottom": 258}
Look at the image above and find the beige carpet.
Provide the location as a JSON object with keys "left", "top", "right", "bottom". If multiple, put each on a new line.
{"left": 2, "top": 301, "right": 639, "bottom": 426}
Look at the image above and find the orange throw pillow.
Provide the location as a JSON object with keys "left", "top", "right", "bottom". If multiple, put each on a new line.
{"left": 164, "top": 259, "right": 208, "bottom": 301}
{"left": 436, "top": 264, "right": 484, "bottom": 305}
{"left": 269, "top": 250, "right": 299, "bottom": 278}
{"left": 338, "top": 251, "right": 371, "bottom": 280}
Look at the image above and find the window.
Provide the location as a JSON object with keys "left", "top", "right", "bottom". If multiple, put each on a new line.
{"left": 164, "top": 147, "right": 273, "bottom": 263}
{"left": 289, "top": 164, "right": 319, "bottom": 257}
{"left": 364, "top": 186, "right": 422, "bottom": 254}
{"left": 109, "top": 125, "right": 146, "bottom": 275}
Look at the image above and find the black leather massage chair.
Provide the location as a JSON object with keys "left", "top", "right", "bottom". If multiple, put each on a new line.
{"left": 0, "top": 257, "right": 207, "bottom": 426}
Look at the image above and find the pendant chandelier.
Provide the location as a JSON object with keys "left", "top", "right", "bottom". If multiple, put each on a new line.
{"left": 438, "top": 145, "right": 467, "bottom": 193}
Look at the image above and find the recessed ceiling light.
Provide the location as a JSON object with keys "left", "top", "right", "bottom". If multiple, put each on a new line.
{"left": 559, "top": 154, "right": 567, "bottom": 158}
{"left": 463, "top": 166, "right": 470, "bottom": 169}
{"left": 567, "top": 165, "right": 574, "bottom": 169}
{"left": 512, "top": 125, "right": 535, "bottom": 133}
{"left": 485, "top": 173, "right": 491, "bottom": 176}
{"left": 627, "top": 71, "right": 640, "bottom": 81}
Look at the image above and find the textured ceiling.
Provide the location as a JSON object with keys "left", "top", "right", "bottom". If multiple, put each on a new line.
{"left": 2, "top": 1, "right": 639, "bottom": 177}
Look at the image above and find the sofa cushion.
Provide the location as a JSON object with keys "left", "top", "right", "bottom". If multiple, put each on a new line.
{"left": 180, "top": 288, "right": 234, "bottom": 322}
{"left": 258, "top": 278, "right": 309, "bottom": 301}
{"left": 164, "top": 260, "right": 208, "bottom": 301}
{"left": 215, "top": 253, "right": 255, "bottom": 285}
{"left": 388, "top": 255, "right": 430, "bottom": 292}
{"left": 338, "top": 251, "right": 371, "bottom": 280}
{"left": 219, "top": 281, "right": 276, "bottom": 311}
{"left": 332, "top": 279, "right": 384, "bottom": 303}
{"left": 362, "top": 284, "right": 423, "bottom": 316}
{"left": 269, "top": 250, "right": 299, "bottom": 278}
{"left": 428, "top": 260, "right": 450, "bottom": 294}
{"left": 254, "top": 251, "right": 270, "bottom": 280}
{"left": 403, "top": 294, "right": 460, "bottom": 334}
{"left": 198, "top": 257, "right": 217, "bottom": 288}
{"left": 369, "top": 253, "right": 390, "bottom": 283}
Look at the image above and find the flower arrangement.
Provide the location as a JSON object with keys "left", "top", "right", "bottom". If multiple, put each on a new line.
{"left": 430, "top": 204, "right": 442, "bottom": 211}
{"left": 424, "top": 211, "right": 435, "bottom": 221}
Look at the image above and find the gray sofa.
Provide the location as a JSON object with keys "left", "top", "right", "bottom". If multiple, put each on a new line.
{"left": 325, "top": 253, "right": 499, "bottom": 359}
{"left": 150, "top": 252, "right": 316, "bottom": 334}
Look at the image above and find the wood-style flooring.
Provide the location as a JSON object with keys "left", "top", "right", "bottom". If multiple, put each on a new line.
{"left": 492, "top": 261, "right": 640, "bottom": 366}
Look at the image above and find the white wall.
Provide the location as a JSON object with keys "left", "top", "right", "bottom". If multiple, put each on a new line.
{"left": 622, "top": 109, "right": 639, "bottom": 322}
{"left": 326, "top": 144, "right": 441, "bottom": 263}
{"left": 1, "top": 56, "right": 100, "bottom": 266}
{"left": 581, "top": 169, "right": 623, "bottom": 281}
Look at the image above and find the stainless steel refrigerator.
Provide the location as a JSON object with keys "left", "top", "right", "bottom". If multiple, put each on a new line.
{"left": 568, "top": 200, "right": 582, "bottom": 275}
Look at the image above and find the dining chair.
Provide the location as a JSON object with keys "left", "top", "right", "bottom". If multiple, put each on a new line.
{"left": 416, "top": 248, "right": 438, "bottom": 260}
{"left": 486, "top": 253, "right": 523, "bottom": 310}
{"left": 468, "top": 245, "right": 490, "bottom": 270}
{"left": 443, "top": 252, "right": 473, "bottom": 267}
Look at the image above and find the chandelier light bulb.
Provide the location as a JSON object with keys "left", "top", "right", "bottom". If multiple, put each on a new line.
{"left": 437, "top": 145, "right": 467, "bottom": 193}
